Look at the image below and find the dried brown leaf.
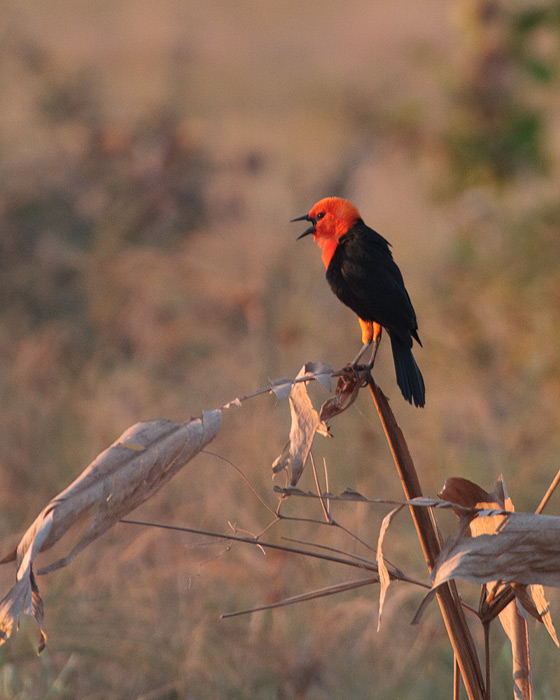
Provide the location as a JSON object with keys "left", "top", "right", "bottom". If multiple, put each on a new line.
{"left": 376, "top": 505, "right": 404, "bottom": 631}
{"left": 432, "top": 475, "right": 558, "bottom": 693}
{"left": 0, "top": 411, "right": 221, "bottom": 651}
{"left": 270, "top": 378, "right": 294, "bottom": 401}
{"left": 269, "top": 363, "right": 333, "bottom": 402}
{"left": 271, "top": 441, "right": 290, "bottom": 475}
{"left": 498, "top": 599, "right": 531, "bottom": 700}
{"left": 303, "top": 362, "right": 334, "bottom": 391}
{"left": 508, "top": 583, "right": 541, "bottom": 622}
{"left": 433, "top": 512, "right": 560, "bottom": 587}
{"left": 476, "top": 479, "right": 532, "bottom": 700}
{"left": 438, "top": 477, "right": 493, "bottom": 521}
{"left": 438, "top": 477, "right": 493, "bottom": 509}
{"left": 319, "top": 372, "right": 361, "bottom": 423}
{"left": 530, "top": 584, "right": 559, "bottom": 647}
{"left": 271, "top": 365, "right": 322, "bottom": 487}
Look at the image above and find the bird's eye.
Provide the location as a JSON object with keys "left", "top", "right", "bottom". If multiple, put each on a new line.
{"left": 316, "top": 212, "right": 326, "bottom": 220}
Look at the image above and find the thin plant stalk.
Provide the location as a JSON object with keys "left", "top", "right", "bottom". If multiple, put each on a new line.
{"left": 367, "top": 377, "right": 486, "bottom": 700}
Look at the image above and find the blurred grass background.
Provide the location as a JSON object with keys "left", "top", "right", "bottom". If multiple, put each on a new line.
{"left": 1, "top": 0, "right": 560, "bottom": 697}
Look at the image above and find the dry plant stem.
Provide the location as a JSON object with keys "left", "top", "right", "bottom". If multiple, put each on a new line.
{"left": 222, "top": 577, "right": 380, "bottom": 619}
{"left": 310, "top": 452, "right": 332, "bottom": 523}
{"left": 535, "top": 466, "right": 560, "bottom": 515}
{"left": 367, "top": 378, "right": 486, "bottom": 700}
{"left": 216, "top": 367, "right": 349, "bottom": 411}
{"left": 484, "top": 621, "right": 491, "bottom": 700}
{"left": 308, "top": 454, "right": 382, "bottom": 554}
{"left": 454, "top": 660, "right": 461, "bottom": 700}
{"left": 203, "top": 450, "right": 278, "bottom": 518}
{"left": 479, "top": 585, "right": 494, "bottom": 695}
{"left": 120, "top": 518, "right": 380, "bottom": 571}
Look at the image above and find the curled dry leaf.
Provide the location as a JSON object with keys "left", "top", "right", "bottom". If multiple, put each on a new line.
{"left": 319, "top": 372, "right": 361, "bottom": 423}
{"left": 438, "top": 476, "right": 493, "bottom": 521}
{"left": 466, "top": 477, "right": 532, "bottom": 700}
{"left": 270, "top": 363, "right": 333, "bottom": 403}
{"left": 303, "top": 362, "right": 334, "bottom": 392}
{"left": 0, "top": 411, "right": 221, "bottom": 651}
{"left": 272, "top": 363, "right": 367, "bottom": 488}
{"left": 432, "top": 475, "right": 559, "bottom": 699}
{"left": 416, "top": 509, "right": 560, "bottom": 599}
{"left": 376, "top": 505, "right": 405, "bottom": 631}
{"left": 270, "top": 378, "right": 295, "bottom": 402}
{"left": 433, "top": 477, "right": 560, "bottom": 588}
{"left": 271, "top": 364, "right": 326, "bottom": 486}
{"left": 499, "top": 598, "right": 532, "bottom": 700}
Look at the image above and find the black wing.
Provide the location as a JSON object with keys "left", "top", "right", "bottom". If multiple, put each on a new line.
{"left": 326, "top": 220, "right": 420, "bottom": 346}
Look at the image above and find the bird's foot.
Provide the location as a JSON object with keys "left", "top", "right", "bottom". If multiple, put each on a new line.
{"left": 345, "top": 361, "right": 371, "bottom": 386}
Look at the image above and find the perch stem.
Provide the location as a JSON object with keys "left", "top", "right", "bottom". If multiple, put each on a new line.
{"left": 367, "top": 378, "right": 485, "bottom": 700}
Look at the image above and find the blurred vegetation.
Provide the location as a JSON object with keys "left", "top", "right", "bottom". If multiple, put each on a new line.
{"left": 444, "top": 0, "right": 560, "bottom": 186}
{"left": 1, "top": 0, "right": 560, "bottom": 698}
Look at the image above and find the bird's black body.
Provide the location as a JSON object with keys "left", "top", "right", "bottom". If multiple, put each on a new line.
{"left": 326, "top": 220, "right": 425, "bottom": 407}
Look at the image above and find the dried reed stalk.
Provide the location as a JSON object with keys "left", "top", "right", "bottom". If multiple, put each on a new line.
{"left": 368, "top": 378, "right": 486, "bottom": 700}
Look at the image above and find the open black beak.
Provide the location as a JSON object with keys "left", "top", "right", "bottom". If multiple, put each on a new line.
{"left": 291, "top": 214, "right": 316, "bottom": 239}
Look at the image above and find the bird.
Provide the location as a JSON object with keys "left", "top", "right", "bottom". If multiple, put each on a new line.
{"left": 292, "top": 196, "right": 425, "bottom": 407}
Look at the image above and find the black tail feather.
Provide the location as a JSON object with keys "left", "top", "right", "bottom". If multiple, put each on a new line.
{"left": 389, "top": 335, "right": 425, "bottom": 408}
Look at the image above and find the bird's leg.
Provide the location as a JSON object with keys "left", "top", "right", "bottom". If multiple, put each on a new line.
{"left": 366, "top": 324, "right": 383, "bottom": 369}
{"left": 351, "top": 320, "right": 382, "bottom": 369}
{"left": 351, "top": 341, "right": 371, "bottom": 366}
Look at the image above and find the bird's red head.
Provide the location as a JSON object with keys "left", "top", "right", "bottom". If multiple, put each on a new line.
{"left": 293, "top": 197, "right": 362, "bottom": 268}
